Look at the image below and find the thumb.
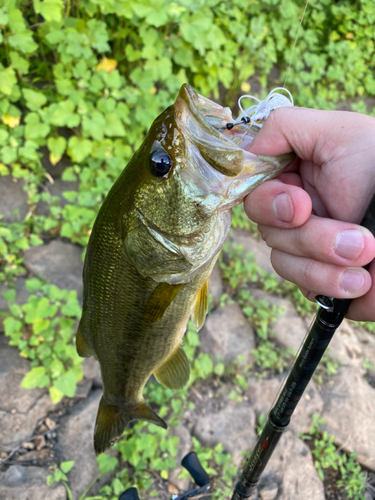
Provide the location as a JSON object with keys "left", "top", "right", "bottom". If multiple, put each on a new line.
{"left": 248, "top": 106, "right": 361, "bottom": 162}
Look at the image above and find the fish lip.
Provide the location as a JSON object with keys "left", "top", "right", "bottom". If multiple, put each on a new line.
{"left": 177, "top": 84, "right": 239, "bottom": 147}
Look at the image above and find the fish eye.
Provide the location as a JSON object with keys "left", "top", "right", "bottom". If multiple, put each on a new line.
{"left": 150, "top": 150, "right": 173, "bottom": 177}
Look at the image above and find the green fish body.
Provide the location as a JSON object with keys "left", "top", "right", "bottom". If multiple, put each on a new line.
{"left": 76, "top": 84, "right": 293, "bottom": 454}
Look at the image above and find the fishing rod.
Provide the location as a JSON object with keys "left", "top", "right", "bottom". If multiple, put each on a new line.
{"left": 231, "top": 193, "right": 375, "bottom": 500}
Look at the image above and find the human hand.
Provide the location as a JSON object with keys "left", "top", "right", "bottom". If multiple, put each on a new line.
{"left": 244, "top": 106, "right": 375, "bottom": 321}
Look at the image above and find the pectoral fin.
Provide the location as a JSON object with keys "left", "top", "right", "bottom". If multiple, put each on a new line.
{"left": 94, "top": 397, "right": 167, "bottom": 455}
{"left": 191, "top": 278, "right": 209, "bottom": 331}
{"left": 154, "top": 344, "right": 190, "bottom": 390}
{"left": 143, "top": 282, "right": 184, "bottom": 323}
{"left": 76, "top": 322, "right": 94, "bottom": 358}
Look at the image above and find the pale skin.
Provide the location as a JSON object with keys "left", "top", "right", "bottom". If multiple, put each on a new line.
{"left": 243, "top": 106, "right": 375, "bottom": 321}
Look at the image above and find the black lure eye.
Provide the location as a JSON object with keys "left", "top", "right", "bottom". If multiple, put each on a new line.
{"left": 150, "top": 150, "right": 173, "bottom": 177}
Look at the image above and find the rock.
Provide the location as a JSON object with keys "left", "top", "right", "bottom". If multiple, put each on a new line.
{"left": 168, "top": 423, "right": 192, "bottom": 491}
{"left": 250, "top": 289, "right": 308, "bottom": 353}
{"left": 260, "top": 431, "right": 325, "bottom": 500}
{"left": 328, "top": 319, "right": 373, "bottom": 371}
{"left": 209, "top": 265, "right": 224, "bottom": 306}
{"left": 36, "top": 178, "right": 79, "bottom": 217}
{"left": 24, "top": 240, "right": 83, "bottom": 301}
{"left": 193, "top": 401, "right": 257, "bottom": 465}
{"left": 82, "top": 357, "right": 102, "bottom": 388}
{"left": 0, "top": 278, "right": 29, "bottom": 315}
{"left": 229, "top": 229, "right": 280, "bottom": 279}
{"left": 34, "top": 435, "right": 46, "bottom": 451}
{"left": 54, "top": 389, "right": 104, "bottom": 498}
{"left": 259, "top": 478, "right": 278, "bottom": 500}
{"left": 0, "top": 177, "right": 29, "bottom": 223}
{"left": 321, "top": 366, "right": 375, "bottom": 470}
{"left": 199, "top": 303, "right": 256, "bottom": 365}
{"left": 74, "top": 378, "right": 93, "bottom": 400}
{"left": 247, "top": 376, "right": 323, "bottom": 435}
{"left": 15, "top": 448, "right": 51, "bottom": 463}
{"left": 0, "top": 465, "right": 66, "bottom": 500}
{"left": 0, "top": 334, "right": 56, "bottom": 448}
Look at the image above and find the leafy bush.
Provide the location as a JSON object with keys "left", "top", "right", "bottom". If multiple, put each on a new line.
{"left": 2, "top": 278, "right": 82, "bottom": 403}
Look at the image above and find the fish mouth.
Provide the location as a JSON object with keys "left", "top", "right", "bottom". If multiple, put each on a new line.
{"left": 174, "top": 84, "right": 294, "bottom": 209}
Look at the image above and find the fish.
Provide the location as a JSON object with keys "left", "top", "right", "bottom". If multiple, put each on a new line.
{"left": 76, "top": 84, "right": 294, "bottom": 454}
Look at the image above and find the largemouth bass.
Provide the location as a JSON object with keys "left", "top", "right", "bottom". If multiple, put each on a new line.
{"left": 76, "top": 84, "right": 293, "bottom": 454}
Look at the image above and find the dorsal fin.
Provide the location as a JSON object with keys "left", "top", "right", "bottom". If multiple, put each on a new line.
{"left": 191, "top": 278, "right": 209, "bottom": 331}
{"left": 143, "top": 282, "right": 184, "bottom": 324}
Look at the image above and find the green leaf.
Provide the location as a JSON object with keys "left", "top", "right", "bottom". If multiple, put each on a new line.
{"left": 33, "top": 317, "right": 50, "bottom": 334}
{"left": 97, "top": 453, "right": 118, "bottom": 475}
{"left": 47, "top": 136, "right": 66, "bottom": 158}
{"left": 33, "top": 0, "right": 64, "bottom": 22}
{"left": 0, "top": 67, "right": 17, "bottom": 96}
{"left": 4, "top": 316, "right": 22, "bottom": 336}
{"left": 67, "top": 137, "right": 93, "bottom": 163}
{"left": 2, "top": 289, "right": 16, "bottom": 303}
{"left": 22, "top": 89, "right": 47, "bottom": 111}
{"left": 21, "top": 366, "right": 50, "bottom": 389}
{"left": 29, "top": 234, "right": 43, "bottom": 246}
{"left": 10, "top": 51, "right": 30, "bottom": 74}
{"left": 54, "top": 370, "right": 77, "bottom": 398}
{"left": 8, "top": 9, "right": 26, "bottom": 34}
{"left": 60, "top": 460, "right": 75, "bottom": 473}
{"left": 25, "top": 278, "right": 43, "bottom": 292}
{"left": 49, "top": 385, "right": 64, "bottom": 403}
{"left": 9, "top": 32, "right": 38, "bottom": 54}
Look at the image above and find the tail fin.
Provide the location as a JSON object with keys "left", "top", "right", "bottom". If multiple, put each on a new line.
{"left": 94, "top": 397, "right": 167, "bottom": 455}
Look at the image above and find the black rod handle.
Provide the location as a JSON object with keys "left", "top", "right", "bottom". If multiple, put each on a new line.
{"left": 119, "top": 488, "right": 140, "bottom": 500}
{"left": 181, "top": 451, "right": 210, "bottom": 487}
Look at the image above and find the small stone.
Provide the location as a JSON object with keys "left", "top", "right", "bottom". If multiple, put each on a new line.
{"left": 54, "top": 390, "right": 103, "bottom": 498}
{"left": 45, "top": 417, "right": 56, "bottom": 430}
{"left": 24, "top": 240, "right": 84, "bottom": 302}
{"left": 21, "top": 441, "right": 35, "bottom": 450}
{"left": 193, "top": 401, "right": 256, "bottom": 466}
{"left": 0, "top": 177, "right": 29, "bottom": 224}
{"left": 74, "top": 378, "right": 93, "bottom": 399}
{"left": 259, "top": 479, "right": 278, "bottom": 500}
{"left": 82, "top": 357, "right": 102, "bottom": 388}
{"left": 263, "top": 431, "right": 325, "bottom": 500}
{"left": 167, "top": 483, "right": 179, "bottom": 495}
{"left": 321, "top": 366, "right": 375, "bottom": 470}
{"left": 34, "top": 435, "right": 46, "bottom": 451}
{"left": 2, "top": 465, "right": 27, "bottom": 486}
{"left": 38, "top": 424, "right": 48, "bottom": 433}
{"left": 11, "top": 409, "right": 16, "bottom": 415}
{"left": 0, "top": 466, "right": 66, "bottom": 499}
{"left": 199, "top": 302, "right": 256, "bottom": 365}
{"left": 1, "top": 451, "right": 8, "bottom": 458}
{"left": 15, "top": 448, "right": 50, "bottom": 462}
{"left": 168, "top": 424, "right": 192, "bottom": 492}
{"left": 209, "top": 265, "right": 224, "bottom": 306}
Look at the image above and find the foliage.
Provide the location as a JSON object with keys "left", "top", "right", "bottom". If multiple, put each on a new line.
{"left": 2, "top": 278, "right": 82, "bottom": 403}
{"left": 0, "top": 218, "right": 43, "bottom": 283}
{"left": 301, "top": 414, "right": 366, "bottom": 499}
{"left": 47, "top": 461, "right": 101, "bottom": 500}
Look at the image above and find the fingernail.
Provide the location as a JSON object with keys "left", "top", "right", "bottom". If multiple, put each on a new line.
{"left": 273, "top": 192, "right": 293, "bottom": 222}
{"left": 340, "top": 269, "right": 366, "bottom": 293}
{"left": 335, "top": 230, "right": 364, "bottom": 260}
